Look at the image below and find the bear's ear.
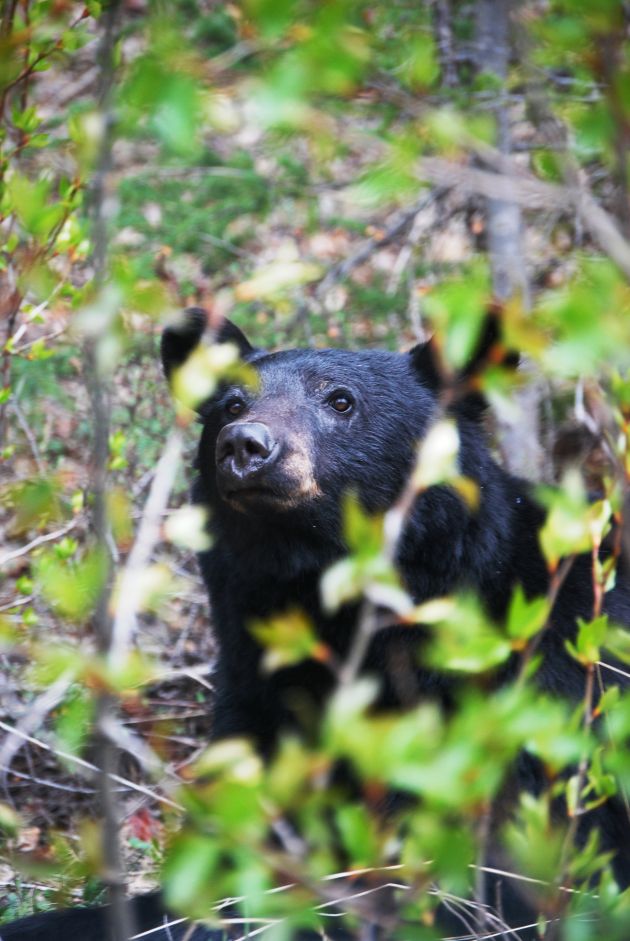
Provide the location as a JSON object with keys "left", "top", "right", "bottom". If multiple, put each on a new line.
{"left": 459, "top": 309, "right": 520, "bottom": 383}
{"left": 408, "top": 336, "right": 443, "bottom": 394}
{"left": 409, "top": 336, "right": 488, "bottom": 420}
{"left": 409, "top": 308, "right": 520, "bottom": 421}
{"left": 161, "top": 307, "right": 254, "bottom": 382}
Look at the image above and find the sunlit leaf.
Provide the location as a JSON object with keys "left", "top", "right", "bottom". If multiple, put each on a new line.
{"left": 538, "top": 471, "right": 591, "bottom": 570}
{"left": 7, "top": 172, "right": 64, "bottom": 242}
{"left": 36, "top": 547, "right": 107, "bottom": 621}
{"left": 506, "top": 586, "right": 550, "bottom": 646}
{"left": 236, "top": 261, "right": 322, "bottom": 301}
{"left": 171, "top": 343, "right": 257, "bottom": 412}
{"left": 425, "top": 594, "right": 511, "bottom": 673}
{"left": 250, "top": 609, "right": 326, "bottom": 672}
{"left": 164, "top": 505, "right": 212, "bottom": 552}
{"left": 423, "top": 262, "right": 492, "bottom": 369}
{"left": 163, "top": 832, "right": 221, "bottom": 914}
{"left": 191, "top": 739, "right": 263, "bottom": 784}
{"left": 54, "top": 687, "right": 95, "bottom": 759}
{"left": 412, "top": 419, "right": 460, "bottom": 491}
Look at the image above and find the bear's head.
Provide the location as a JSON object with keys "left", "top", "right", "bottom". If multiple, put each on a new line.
{"left": 161, "top": 309, "right": 439, "bottom": 523}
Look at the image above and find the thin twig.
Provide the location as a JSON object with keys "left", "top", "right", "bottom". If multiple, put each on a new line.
{"left": 98, "top": 715, "right": 170, "bottom": 779}
{"left": 315, "top": 188, "right": 446, "bottom": 301}
{"left": 83, "top": 3, "right": 134, "bottom": 935}
{"left": 0, "top": 519, "right": 79, "bottom": 568}
{"left": 471, "top": 863, "right": 580, "bottom": 894}
{"left": 0, "top": 720, "right": 184, "bottom": 812}
{"left": 516, "top": 554, "right": 577, "bottom": 684}
{"left": 0, "top": 672, "right": 73, "bottom": 778}
{"left": 596, "top": 660, "right": 630, "bottom": 681}
{"left": 9, "top": 399, "right": 45, "bottom": 475}
{"left": 109, "top": 428, "right": 183, "bottom": 670}
{"left": 544, "top": 663, "right": 596, "bottom": 941}
{"left": 117, "top": 166, "right": 258, "bottom": 183}
{"left": 0, "top": 595, "right": 32, "bottom": 611}
{"left": 0, "top": 280, "right": 21, "bottom": 449}
{"left": 0, "top": 765, "right": 101, "bottom": 795}
{"left": 13, "top": 327, "right": 66, "bottom": 355}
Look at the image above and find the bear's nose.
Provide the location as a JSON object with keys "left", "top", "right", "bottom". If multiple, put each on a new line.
{"left": 216, "top": 422, "right": 277, "bottom": 481}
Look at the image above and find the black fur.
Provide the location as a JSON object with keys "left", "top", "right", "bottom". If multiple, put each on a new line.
{"left": 3, "top": 311, "right": 629, "bottom": 940}
{"left": 186, "top": 319, "right": 628, "bottom": 748}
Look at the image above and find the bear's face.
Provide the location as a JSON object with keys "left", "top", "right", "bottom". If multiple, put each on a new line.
{"left": 195, "top": 345, "right": 437, "bottom": 519}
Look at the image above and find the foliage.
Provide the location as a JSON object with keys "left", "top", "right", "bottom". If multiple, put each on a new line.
{"left": 1, "top": 1, "right": 630, "bottom": 940}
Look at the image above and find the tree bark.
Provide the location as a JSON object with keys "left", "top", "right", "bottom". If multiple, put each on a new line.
{"left": 86, "top": 2, "right": 135, "bottom": 939}
{"left": 475, "top": 0, "right": 544, "bottom": 481}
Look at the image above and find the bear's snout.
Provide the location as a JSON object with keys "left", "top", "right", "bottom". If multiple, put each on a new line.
{"left": 216, "top": 421, "right": 278, "bottom": 487}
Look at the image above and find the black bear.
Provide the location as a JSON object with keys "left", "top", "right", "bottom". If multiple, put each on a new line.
{"left": 161, "top": 310, "right": 630, "bottom": 935}
{"left": 165, "top": 309, "right": 630, "bottom": 745}
{"left": 2, "top": 309, "right": 629, "bottom": 941}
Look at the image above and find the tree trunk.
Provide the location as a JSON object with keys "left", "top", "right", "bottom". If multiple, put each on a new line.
{"left": 475, "top": 0, "right": 544, "bottom": 481}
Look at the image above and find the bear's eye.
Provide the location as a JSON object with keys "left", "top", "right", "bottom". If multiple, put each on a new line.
{"left": 225, "top": 397, "right": 245, "bottom": 417}
{"left": 328, "top": 392, "right": 354, "bottom": 414}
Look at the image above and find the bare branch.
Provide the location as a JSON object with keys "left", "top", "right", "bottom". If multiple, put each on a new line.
{"left": 9, "top": 399, "right": 45, "bottom": 475}
{"left": 0, "top": 720, "right": 184, "bottom": 812}
{"left": 315, "top": 188, "right": 446, "bottom": 301}
{"left": 417, "top": 156, "right": 630, "bottom": 280}
{"left": 0, "top": 519, "right": 79, "bottom": 568}
{"left": 82, "top": 2, "right": 135, "bottom": 937}
{"left": 0, "top": 672, "right": 73, "bottom": 778}
{"left": 109, "top": 427, "right": 183, "bottom": 670}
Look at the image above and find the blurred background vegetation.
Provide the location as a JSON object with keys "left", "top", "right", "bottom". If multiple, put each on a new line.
{"left": 2, "top": 0, "right": 630, "bottom": 938}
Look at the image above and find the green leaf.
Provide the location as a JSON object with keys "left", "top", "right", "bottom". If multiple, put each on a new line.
{"left": 7, "top": 172, "right": 64, "bottom": 242}
{"left": 327, "top": 678, "right": 380, "bottom": 737}
{"left": 503, "top": 793, "right": 565, "bottom": 885}
{"left": 54, "top": 537, "right": 78, "bottom": 560}
{"left": 163, "top": 832, "right": 221, "bottom": 914}
{"left": 16, "top": 575, "right": 33, "bottom": 595}
{"left": 36, "top": 547, "right": 107, "bottom": 621}
{"left": 535, "top": 259, "right": 630, "bottom": 376}
{"left": 412, "top": 419, "right": 461, "bottom": 490}
{"left": 423, "top": 262, "right": 492, "bottom": 370}
{"left": 191, "top": 739, "right": 263, "bottom": 783}
{"left": 603, "top": 624, "right": 630, "bottom": 665}
{"left": 506, "top": 585, "right": 550, "bottom": 645}
{"left": 425, "top": 594, "right": 511, "bottom": 673}
{"left": 54, "top": 687, "right": 94, "bottom": 759}
{"left": 236, "top": 260, "right": 322, "bottom": 301}
{"left": 342, "top": 492, "right": 384, "bottom": 558}
{"left": 28, "top": 644, "right": 81, "bottom": 687}
{"left": 102, "top": 649, "right": 160, "bottom": 694}
{"left": 10, "top": 477, "right": 64, "bottom": 532}
{"left": 152, "top": 74, "right": 202, "bottom": 156}
{"left": 171, "top": 342, "right": 257, "bottom": 413}
{"left": 335, "top": 804, "right": 378, "bottom": 866}
{"left": 538, "top": 471, "right": 591, "bottom": 570}
{"left": 250, "top": 609, "right": 325, "bottom": 672}
{"left": 572, "top": 102, "right": 615, "bottom": 160}
{"left": 164, "top": 505, "right": 212, "bottom": 552}
{"left": 566, "top": 615, "right": 609, "bottom": 666}
{"left": 400, "top": 33, "right": 439, "bottom": 89}
{"left": 320, "top": 554, "right": 408, "bottom": 614}
{"left": 402, "top": 813, "right": 475, "bottom": 895}
{"left": 532, "top": 149, "right": 563, "bottom": 182}
{"left": 245, "top": 0, "right": 295, "bottom": 38}
{"left": 596, "top": 685, "right": 620, "bottom": 716}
